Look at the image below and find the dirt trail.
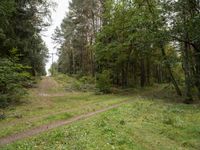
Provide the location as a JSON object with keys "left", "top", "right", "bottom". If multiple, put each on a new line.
{"left": 1, "top": 77, "right": 156, "bottom": 146}
{"left": 0, "top": 77, "right": 66, "bottom": 128}
{"left": 0, "top": 100, "right": 131, "bottom": 146}
{"left": 36, "top": 76, "right": 66, "bottom": 97}
{"left": 38, "top": 76, "right": 60, "bottom": 91}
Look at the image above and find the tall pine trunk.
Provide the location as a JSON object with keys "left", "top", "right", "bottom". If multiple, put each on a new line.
{"left": 140, "top": 58, "right": 146, "bottom": 87}
{"left": 146, "top": 57, "right": 151, "bottom": 85}
{"left": 183, "top": 41, "right": 193, "bottom": 103}
{"left": 193, "top": 44, "right": 200, "bottom": 99}
{"left": 160, "top": 45, "right": 182, "bottom": 96}
{"left": 195, "top": 54, "right": 200, "bottom": 99}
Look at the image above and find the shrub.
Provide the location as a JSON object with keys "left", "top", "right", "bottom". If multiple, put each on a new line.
{"left": 96, "top": 70, "right": 112, "bottom": 93}
{"left": 79, "top": 76, "right": 95, "bottom": 84}
{"left": 0, "top": 59, "right": 30, "bottom": 108}
{"left": 73, "top": 80, "right": 82, "bottom": 90}
{"left": 54, "top": 73, "right": 95, "bottom": 92}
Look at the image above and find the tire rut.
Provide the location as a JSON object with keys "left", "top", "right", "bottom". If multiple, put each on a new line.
{"left": 0, "top": 100, "right": 131, "bottom": 146}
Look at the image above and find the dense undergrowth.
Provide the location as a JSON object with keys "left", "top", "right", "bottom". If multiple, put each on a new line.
{"left": 54, "top": 73, "right": 96, "bottom": 92}
{"left": 53, "top": 73, "right": 140, "bottom": 94}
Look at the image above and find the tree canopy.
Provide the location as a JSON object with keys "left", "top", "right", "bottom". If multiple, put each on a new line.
{"left": 54, "top": 0, "right": 200, "bottom": 103}
{"left": 0, "top": 0, "right": 52, "bottom": 107}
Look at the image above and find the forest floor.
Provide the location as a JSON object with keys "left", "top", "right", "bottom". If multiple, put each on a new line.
{"left": 0, "top": 77, "right": 200, "bottom": 149}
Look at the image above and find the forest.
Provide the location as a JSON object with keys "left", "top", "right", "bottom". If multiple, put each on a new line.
{"left": 0, "top": 0, "right": 200, "bottom": 149}
{"left": 54, "top": 0, "right": 200, "bottom": 103}
{"left": 0, "top": 0, "right": 50, "bottom": 107}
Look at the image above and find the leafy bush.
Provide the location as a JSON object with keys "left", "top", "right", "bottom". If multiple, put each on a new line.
{"left": 55, "top": 73, "right": 96, "bottom": 92}
{"left": 0, "top": 59, "right": 30, "bottom": 108}
{"left": 96, "top": 70, "right": 112, "bottom": 93}
{"left": 77, "top": 76, "right": 95, "bottom": 92}
{"left": 73, "top": 80, "right": 82, "bottom": 90}
{"left": 79, "top": 76, "right": 95, "bottom": 84}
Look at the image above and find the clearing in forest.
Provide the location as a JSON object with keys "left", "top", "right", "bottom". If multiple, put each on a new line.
{"left": 0, "top": 77, "right": 135, "bottom": 145}
{"left": 0, "top": 76, "right": 200, "bottom": 149}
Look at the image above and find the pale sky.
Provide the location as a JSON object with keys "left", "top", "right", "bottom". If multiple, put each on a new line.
{"left": 42, "top": 0, "right": 70, "bottom": 75}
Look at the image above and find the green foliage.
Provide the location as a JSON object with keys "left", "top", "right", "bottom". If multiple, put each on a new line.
{"left": 53, "top": 0, "right": 101, "bottom": 75}
{"left": 0, "top": 0, "right": 49, "bottom": 76}
{"left": 0, "top": 59, "right": 29, "bottom": 108}
{"left": 79, "top": 76, "right": 95, "bottom": 84}
{"left": 54, "top": 73, "right": 95, "bottom": 92}
{"left": 49, "top": 62, "right": 58, "bottom": 76}
{"left": 96, "top": 70, "right": 112, "bottom": 93}
{"left": 55, "top": 0, "right": 200, "bottom": 99}
{"left": 0, "top": 0, "right": 51, "bottom": 107}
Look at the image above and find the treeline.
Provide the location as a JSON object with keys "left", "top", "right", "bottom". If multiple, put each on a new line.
{"left": 0, "top": 0, "right": 51, "bottom": 107}
{"left": 54, "top": 0, "right": 200, "bottom": 103}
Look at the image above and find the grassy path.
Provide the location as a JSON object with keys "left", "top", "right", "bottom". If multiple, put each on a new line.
{"left": 0, "top": 77, "right": 134, "bottom": 146}
{"left": 2, "top": 77, "right": 199, "bottom": 149}
{"left": 0, "top": 100, "right": 131, "bottom": 145}
{"left": 2, "top": 98, "right": 200, "bottom": 150}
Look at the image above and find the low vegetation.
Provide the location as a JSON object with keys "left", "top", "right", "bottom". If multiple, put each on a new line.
{"left": 0, "top": 75, "right": 133, "bottom": 138}
{"left": 54, "top": 73, "right": 96, "bottom": 92}
{"left": 3, "top": 97, "right": 200, "bottom": 150}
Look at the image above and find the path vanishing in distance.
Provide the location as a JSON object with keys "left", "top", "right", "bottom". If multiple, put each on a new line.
{"left": 0, "top": 77, "right": 132, "bottom": 146}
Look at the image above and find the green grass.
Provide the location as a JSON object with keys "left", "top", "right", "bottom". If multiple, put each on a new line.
{"left": 2, "top": 98, "right": 200, "bottom": 150}
{"left": 1, "top": 75, "right": 200, "bottom": 149}
{"left": 0, "top": 91, "right": 133, "bottom": 138}
{"left": 0, "top": 75, "right": 138, "bottom": 138}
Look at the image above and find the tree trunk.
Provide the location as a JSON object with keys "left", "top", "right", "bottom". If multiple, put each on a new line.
{"left": 146, "top": 57, "right": 151, "bottom": 85}
{"left": 160, "top": 45, "right": 182, "bottom": 96}
{"left": 156, "top": 64, "right": 163, "bottom": 83}
{"left": 122, "top": 63, "right": 128, "bottom": 87}
{"left": 193, "top": 43, "right": 200, "bottom": 99}
{"left": 132, "top": 62, "right": 137, "bottom": 86}
{"left": 140, "top": 58, "right": 146, "bottom": 87}
{"left": 183, "top": 41, "right": 193, "bottom": 103}
{"left": 195, "top": 54, "right": 200, "bottom": 99}
{"left": 69, "top": 50, "right": 73, "bottom": 74}
{"left": 72, "top": 49, "right": 75, "bottom": 74}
